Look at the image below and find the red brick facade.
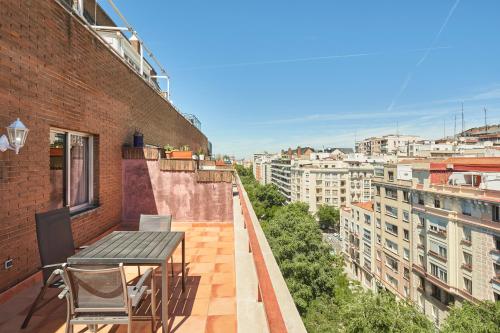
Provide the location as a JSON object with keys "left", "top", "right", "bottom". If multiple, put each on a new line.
{"left": 0, "top": 0, "right": 208, "bottom": 292}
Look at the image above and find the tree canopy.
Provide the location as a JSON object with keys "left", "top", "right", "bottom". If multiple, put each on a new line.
{"left": 316, "top": 204, "right": 340, "bottom": 231}
{"left": 441, "top": 301, "right": 500, "bottom": 333}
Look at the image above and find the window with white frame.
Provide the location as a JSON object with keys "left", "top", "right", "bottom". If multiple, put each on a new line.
{"left": 385, "top": 239, "right": 398, "bottom": 254}
{"left": 493, "top": 205, "right": 500, "bottom": 222}
{"left": 464, "top": 277, "right": 472, "bottom": 294}
{"left": 385, "top": 222, "right": 398, "bottom": 235}
{"left": 385, "top": 205, "right": 398, "bottom": 218}
{"left": 363, "top": 228, "right": 371, "bottom": 242}
{"left": 461, "top": 201, "right": 472, "bottom": 216}
{"left": 463, "top": 227, "right": 472, "bottom": 242}
{"left": 403, "top": 210, "right": 410, "bottom": 222}
{"left": 49, "top": 129, "right": 94, "bottom": 211}
{"left": 430, "top": 240, "right": 447, "bottom": 258}
{"left": 430, "top": 263, "right": 447, "bottom": 283}
{"left": 385, "top": 255, "right": 399, "bottom": 272}
{"left": 403, "top": 248, "right": 410, "bottom": 261}
{"left": 386, "top": 273, "right": 398, "bottom": 288}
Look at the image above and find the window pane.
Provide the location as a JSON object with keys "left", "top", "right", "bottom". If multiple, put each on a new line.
{"left": 49, "top": 132, "right": 65, "bottom": 209}
{"left": 70, "top": 135, "right": 89, "bottom": 207}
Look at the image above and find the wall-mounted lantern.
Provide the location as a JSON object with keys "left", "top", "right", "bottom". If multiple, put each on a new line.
{"left": 0, "top": 118, "right": 29, "bottom": 154}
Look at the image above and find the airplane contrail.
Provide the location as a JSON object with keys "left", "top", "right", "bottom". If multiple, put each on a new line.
{"left": 175, "top": 46, "right": 450, "bottom": 71}
{"left": 387, "top": 0, "right": 460, "bottom": 111}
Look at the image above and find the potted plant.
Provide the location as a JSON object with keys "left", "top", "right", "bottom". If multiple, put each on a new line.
{"left": 196, "top": 148, "right": 205, "bottom": 161}
{"left": 171, "top": 145, "right": 192, "bottom": 159}
{"left": 164, "top": 144, "right": 175, "bottom": 159}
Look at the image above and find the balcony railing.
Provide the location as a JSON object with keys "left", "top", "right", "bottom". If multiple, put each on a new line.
{"left": 428, "top": 250, "right": 447, "bottom": 263}
{"left": 428, "top": 229, "right": 447, "bottom": 238}
{"left": 461, "top": 263, "right": 472, "bottom": 272}
{"left": 237, "top": 176, "right": 306, "bottom": 332}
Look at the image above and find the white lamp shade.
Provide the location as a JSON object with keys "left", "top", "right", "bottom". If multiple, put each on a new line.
{"left": 6, "top": 118, "right": 29, "bottom": 153}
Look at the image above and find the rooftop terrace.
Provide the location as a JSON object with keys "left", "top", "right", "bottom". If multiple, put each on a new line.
{"left": 0, "top": 178, "right": 304, "bottom": 333}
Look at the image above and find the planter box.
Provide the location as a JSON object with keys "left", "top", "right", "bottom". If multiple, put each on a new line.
{"left": 122, "top": 147, "right": 160, "bottom": 160}
{"left": 170, "top": 151, "right": 192, "bottom": 159}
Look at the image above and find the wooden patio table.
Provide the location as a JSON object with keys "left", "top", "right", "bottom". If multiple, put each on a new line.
{"left": 67, "top": 231, "right": 185, "bottom": 333}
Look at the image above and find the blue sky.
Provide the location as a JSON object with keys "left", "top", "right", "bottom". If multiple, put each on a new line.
{"left": 99, "top": 0, "right": 500, "bottom": 158}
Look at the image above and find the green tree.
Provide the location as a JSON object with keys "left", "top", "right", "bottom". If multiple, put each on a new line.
{"left": 305, "top": 291, "right": 435, "bottom": 333}
{"left": 316, "top": 204, "right": 340, "bottom": 231}
{"left": 441, "top": 301, "right": 500, "bottom": 333}
{"left": 262, "top": 202, "right": 349, "bottom": 314}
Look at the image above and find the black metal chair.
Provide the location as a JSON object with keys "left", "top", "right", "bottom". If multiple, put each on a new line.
{"left": 21, "top": 207, "right": 83, "bottom": 329}
{"left": 138, "top": 214, "right": 174, "bottom": 278}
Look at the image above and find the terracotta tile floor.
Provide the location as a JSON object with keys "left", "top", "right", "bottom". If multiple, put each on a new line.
{"left": 0, "top": 222, "right": 237, "bottom": 333}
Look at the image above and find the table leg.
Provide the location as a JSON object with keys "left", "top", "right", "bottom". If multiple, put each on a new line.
{"left": 161, "top": 260, "right": 169, "bottom": 333}
{"left": 182, "top": 237, "right": 185, "bottom": 293}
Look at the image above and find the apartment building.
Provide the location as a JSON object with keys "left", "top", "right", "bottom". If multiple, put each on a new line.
{"left": 282, "top": 146, "right": 315, "bottom": 160}
{"left": 372, "top": 164, "right": 414, "bottom": 299}
{"left": 356, "top": 135, "right": 420, "bottom": 156}
{"left": 271, "top": 157, "right": 293, "bottom": 201}
{"left": 341, "top": 202, "right": 377, "bottom": 292}
{"left": 290, "top": 160, "right": 373, "bottom": 213}
{"left": 410, "top": 158, "right": 500, "bottom": 326}
{"left": 253, "top": 153, "right": 276, "bottom": 185}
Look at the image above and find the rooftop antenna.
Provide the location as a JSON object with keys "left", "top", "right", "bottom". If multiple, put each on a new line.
{"left": 484, "top": 107, "right": 488, "bottom": 134}
{"left": 443, "top": 119, "right": 446, "bottom": 139}
{"left": 454, "top": 113, "right": 457, "bottom": 140}
{"left": 461, "top": 102, "right": 465, "bottom": 134}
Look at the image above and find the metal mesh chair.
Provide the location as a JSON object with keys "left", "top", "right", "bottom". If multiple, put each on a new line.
{"left": 21, "top": 207, "right": 82, "bottom": 329}
{"left": 138, "top": 214, "right": 174, "bottom": 278}
{"left": 62, "top": 264, "right": 154, "bottom": 333}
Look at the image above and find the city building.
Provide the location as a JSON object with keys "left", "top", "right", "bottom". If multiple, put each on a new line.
{"left": 341, "top": 202, "right": 377, "bottom": 292}
{"left": 372, "top": 163, "right": 414, "bottom": 299}
{"left": 342, "top": 157, "right": 500, "bottom": 327}
{"left": 356, "top": 135, "right": 420, "bottom": 156}
{"left": 271, "top": 157, "right": 293, "bottom": 202}
{"left": 253, "top": 152, "right": 277, "bottom": 185}
{"left": 290, "top": 159, "right": 374, "bottom": 213}
{"left": 282, "top": 146, "right": 315, "bottom": 160}
{"left": 410, "top": 157, "right": 500, "bottom": 326}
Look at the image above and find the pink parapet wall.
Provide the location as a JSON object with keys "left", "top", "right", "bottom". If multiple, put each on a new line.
{"left": 122, "top": 160, "right": 233, "bottom": 222}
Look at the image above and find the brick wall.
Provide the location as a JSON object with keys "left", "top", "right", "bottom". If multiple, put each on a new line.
{"left": 0, "top": 0, "right": 208, "bottom": 292}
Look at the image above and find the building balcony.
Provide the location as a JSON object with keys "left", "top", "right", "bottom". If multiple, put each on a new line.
{"left": 428, "top": 229, "right": 447, "bottom": 239}
{"left": 428, "top": 250, "right": 447, "bottom": 263}
{"left": 461, "top": 263, "right": 473, "bottom": 272}
{"left": 490, "top": 276, "right": 500, "bottom": 294}
{"left": 460, "top": 239, "right": 472, "bottom": 247}
{"left": 426, "top": 183, "right": 500, "bottom": 203}
{"left": 491, "top": 249, "right": 500, "bottom": 263}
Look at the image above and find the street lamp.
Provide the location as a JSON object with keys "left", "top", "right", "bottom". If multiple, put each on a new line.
{"left": 0, "top": 118, "right": 29, "bottom": 154}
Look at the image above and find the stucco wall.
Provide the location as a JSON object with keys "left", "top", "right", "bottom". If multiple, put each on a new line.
{"left": 123, "top": 160, "right": 233, "bottom": 223}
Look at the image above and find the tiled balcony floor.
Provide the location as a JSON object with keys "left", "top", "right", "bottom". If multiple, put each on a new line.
{"left": 0, "top": 222, "right": 237, "bottom": 333}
